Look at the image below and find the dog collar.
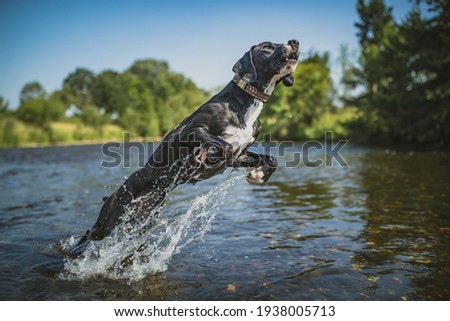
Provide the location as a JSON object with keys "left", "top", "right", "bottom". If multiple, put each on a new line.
{"left": 233, "top": 74, "right": 270, "bottom": 103}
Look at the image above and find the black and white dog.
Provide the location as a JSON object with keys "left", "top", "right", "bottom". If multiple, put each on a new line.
{"left": 73, "top": 39, "right": 299, "bottom": 252}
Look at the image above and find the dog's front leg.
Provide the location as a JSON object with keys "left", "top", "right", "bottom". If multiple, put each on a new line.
{"left": 233, "top": 150, "right": 278, "bottom": 184}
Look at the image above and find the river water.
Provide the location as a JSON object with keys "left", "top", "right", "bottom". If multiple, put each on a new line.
{"left": 0, "top": 143, "right": 449, "bottom": 300}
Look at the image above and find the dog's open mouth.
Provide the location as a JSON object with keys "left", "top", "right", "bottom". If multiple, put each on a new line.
{"left": 280, "top": 47, "right": 299, "bottom": 81}
{"left": 286, "top": 51, "right": 299, "bottom": 64}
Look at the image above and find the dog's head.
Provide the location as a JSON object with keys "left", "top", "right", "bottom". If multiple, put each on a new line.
{"left": 233, "top": 39, "right": 299, "bottom": 92}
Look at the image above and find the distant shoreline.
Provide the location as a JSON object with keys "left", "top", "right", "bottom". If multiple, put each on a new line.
{"left": 0, "top": 136, "right": 163, "bottom": 150}
{"left": 2, "top": 138, "right": 449, "bottom": 152}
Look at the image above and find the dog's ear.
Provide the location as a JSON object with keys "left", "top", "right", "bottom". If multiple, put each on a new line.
{"left": 232, "top": 47, "right": 257, "bottom": 82}
{"left": 282, "top": 74, "right": 295, "bottom": 87}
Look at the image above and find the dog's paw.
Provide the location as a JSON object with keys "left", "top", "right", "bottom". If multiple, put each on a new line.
{"left": 247, "top": 166, "right": 266, "bottom": 184}
{"left": 247, "top": 164, "right": 277, "bottom": 184}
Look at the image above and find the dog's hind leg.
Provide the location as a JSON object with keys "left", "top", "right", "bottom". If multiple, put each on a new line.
{"left": 73, "top": 167, "right": 174, "bottom": 250}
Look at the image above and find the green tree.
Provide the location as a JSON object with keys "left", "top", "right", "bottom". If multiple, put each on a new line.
{"left": 402, "top": 0, "right": 450, "bottom": 144}
{"left": 90, "top": 70, "right": 129, "bottom": 118}
{"left": 79, "top": 104, "right": 104, "bottom": 128}
{"left": 337, "top": 44, "right": 359, "bottom": 106}
{"left": 119, "top": 73, "right": 159, "bottom": 137}
{"left": 125, "top": 59, "right": 208, "bottom": 136}
{"left": 350, "top": 0, "right": 449, "bottom": 145}
{"left": 0, "top": 96, "right": 9, "bottom": 113}
{"left": 1, "top": 118, "right": 18, "bottom": 147}
{"left": 355, "top": 0, "right": 394, "bottom": 47}
{"left": 16, "top": 92, "right": 65, "bottom": 126}
{"left": 263, "top": 51, "right": 335, "bottom": 140}
{"left": 127, "top": 59, "right": 172, "bottom": 108}
{"left": 63, "top": 67, "right": 95, "bottom": 110}
{"left": 161, "top": 82, "right": 208, "bottom": 135}
{"left": 19, "top": 81, "right": 46, "bottom": 105}
{"left": 350, "top": 0, "right": 400, "bottom": 142}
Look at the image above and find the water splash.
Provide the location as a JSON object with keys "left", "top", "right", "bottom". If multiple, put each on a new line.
{"left": 61, "top": 171, "right": 245, "bottom": 281}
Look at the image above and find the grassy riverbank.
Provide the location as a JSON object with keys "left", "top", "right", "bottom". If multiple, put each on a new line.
{"left": 0, "top": 118, "right": 129, "bottom": 148}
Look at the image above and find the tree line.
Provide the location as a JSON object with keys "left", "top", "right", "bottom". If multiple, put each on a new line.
{"left": 1, "top": 0, "right": 448, "bottom": 148}
{"left": 0, "top": 59, "right": 209, "bottom": 147}
{"left": 346, "top": 0, "right": 449, "bottom": 145}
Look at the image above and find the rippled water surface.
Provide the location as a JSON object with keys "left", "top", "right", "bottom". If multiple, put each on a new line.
{"left": 0, "top": 143, "right": 449, "bottom": 300}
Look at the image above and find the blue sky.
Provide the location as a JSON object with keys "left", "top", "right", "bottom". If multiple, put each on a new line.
{"left": 1, "top": 0, "right": 412, "bottom": 108}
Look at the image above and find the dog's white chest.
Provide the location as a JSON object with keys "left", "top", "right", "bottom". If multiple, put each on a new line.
{"left": 221, "top": 100, "right": 263, "bottom": 154}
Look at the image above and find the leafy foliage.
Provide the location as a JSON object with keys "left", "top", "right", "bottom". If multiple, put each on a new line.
{"left": 16, "top": 91, "right": 65, "bottom": 126}
{"left": 2, "top": 1, "right": 448, "bottom": 148}
{"left": 19, "top": 81, "right": 46, "bottom": 105}
{"left": 349, "top": 0, "right": 449, "bottom": 145}
{"left": 2, "top": 58, "right": 208, "bottom": 147}
{"left": 62, "top": 67, "right": 95, "bottom": 110}
{"left": 0, "top": 96, "right": 9, "bottom": 112}
{"left": 263, "top": 52, "right": 344, "bottom": 140}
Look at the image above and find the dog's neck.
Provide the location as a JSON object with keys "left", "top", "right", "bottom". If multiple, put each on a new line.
{"left": 232, "top": 74, "right": 271, "bottom": 103}
{"left": 263, "top": 74, "right": 284, "bottom": 96}
{"left": 232, "top": 73, "right": 285, "bottom": 104}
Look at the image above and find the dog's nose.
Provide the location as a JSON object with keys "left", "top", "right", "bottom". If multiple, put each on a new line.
{"left": 288, "top": 39, "right": 299, "bottom": 49}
